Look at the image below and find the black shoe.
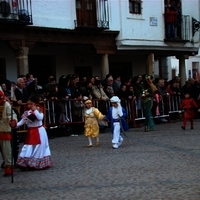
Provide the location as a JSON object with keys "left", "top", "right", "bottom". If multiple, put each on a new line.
{"left": 181, "top": 126, "right": 185, "bottom": 130}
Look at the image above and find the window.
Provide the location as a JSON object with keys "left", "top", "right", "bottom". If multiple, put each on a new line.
{"left": 192, "top": 62, "right": 199, "bottom": 81}
{"left": 129, "top": 0, "right": 142, "bottom": 14}
{"left": 76, "top": 0, "right": 82, "bottom": 9}
{"left": 86, "top": 0, "right": 92, "bottom": 10}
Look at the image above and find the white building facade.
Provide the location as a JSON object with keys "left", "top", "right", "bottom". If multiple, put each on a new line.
{"left": 0, "top": 0, "right": 199, "bottom": 86}
{"left": 163, "top": 49, "right": 200, "bottom": 82}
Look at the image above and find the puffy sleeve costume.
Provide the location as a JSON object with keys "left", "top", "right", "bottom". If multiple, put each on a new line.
{"left": 84, "top": 107, "right": 104, "bottom": 138}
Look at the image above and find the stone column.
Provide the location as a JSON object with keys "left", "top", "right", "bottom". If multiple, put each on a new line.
{"left": 146, "top": 53, "right": 154, "bottom": 76}
{"left": 8, "top": 40, "right": 35, "bottom": 77}
{"left": 177, "top": 55, "right": 189, "bottom": 87}
{"left": 101, "top": 54, "right": 109, "bottom": 79}
{"left": 159, "top": 56, "right": 169, "bottom": 80}
{"left": 15, "top": 47, "right": 29, "bottom": 76}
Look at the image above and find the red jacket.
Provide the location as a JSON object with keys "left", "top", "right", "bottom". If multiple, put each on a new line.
{"left": 165, "top": 9, "right": 177, "bottom": 23}
{"left": 180, "top": 98, "right": 198, "bottom": 109}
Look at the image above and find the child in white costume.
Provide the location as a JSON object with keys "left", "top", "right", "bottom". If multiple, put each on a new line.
{"left": 83, "top": 98, "right": 105, "bottom": 147}
{"left": 106, "top": 96, "right": 128, "bottom": 149}
{"left": 10, "top": 95, "right": 53, "bottom": 170}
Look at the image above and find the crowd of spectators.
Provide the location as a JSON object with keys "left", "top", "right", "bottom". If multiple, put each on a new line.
{"left": 1, "top": 73, "right": 200, "bottom": 124}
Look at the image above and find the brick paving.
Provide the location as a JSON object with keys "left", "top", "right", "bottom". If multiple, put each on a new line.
{"left": 1, "top": 120, "right": 200, "bottom": 200}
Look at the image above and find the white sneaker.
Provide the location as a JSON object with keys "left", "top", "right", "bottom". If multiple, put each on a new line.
{"left": 118, "top": 137, "right": 124, "bottom": 147}
{"left": 160, "top": 118, "right": 168, "bottom": 122}
{"left": 112, "top": 144, "right": 118, "bottom": 149}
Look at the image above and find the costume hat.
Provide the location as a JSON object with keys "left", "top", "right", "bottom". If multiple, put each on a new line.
{"left": 84, "top": 99, "right": 92, "bottom": 104}
{"left": 110, "top": 96, "right": 121, "bottom": 103}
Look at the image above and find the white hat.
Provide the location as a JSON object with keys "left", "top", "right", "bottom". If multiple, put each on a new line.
{"left": 110, "top": 96, "right": 120, "bottom": 103}
{"left": 83, "top": 96, "right": 89, "bottom": 101}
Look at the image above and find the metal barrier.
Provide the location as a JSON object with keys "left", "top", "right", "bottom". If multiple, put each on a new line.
{"left": 12, "top": 94, "right": 183, "bottom": 133}
{"left": 168, "top": 94, "right": 182, "bottom": 114}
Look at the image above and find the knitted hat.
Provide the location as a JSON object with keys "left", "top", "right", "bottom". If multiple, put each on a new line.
{"left": 110, "top": 96, "right": 120, "bottom": 103}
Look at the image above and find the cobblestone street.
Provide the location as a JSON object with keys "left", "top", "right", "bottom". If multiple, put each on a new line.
{"left": 1, "top": 120, "right": 200, "bottom": 200}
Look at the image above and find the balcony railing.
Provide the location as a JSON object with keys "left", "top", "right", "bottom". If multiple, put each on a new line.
{"left": 75, "top": 0, "right": 109, "bottom": 29}
{"left": 0, "top": 0, "right": 32, "bottom": 25}
{"left": 164, "top": 14, "right": 190, "bottom": 42}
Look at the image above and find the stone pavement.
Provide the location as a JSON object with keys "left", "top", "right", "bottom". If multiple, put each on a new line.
{"left": 1, "top": 120, "right": 200, "bottom": 200}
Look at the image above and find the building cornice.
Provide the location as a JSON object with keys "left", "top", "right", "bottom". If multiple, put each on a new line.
{"left": 0, "top": 25, "right": 119, "bottom": 54}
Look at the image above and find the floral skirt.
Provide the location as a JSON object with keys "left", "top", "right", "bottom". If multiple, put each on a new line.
{"left": 17, "top": 127, "right": 53, "bottom": 169}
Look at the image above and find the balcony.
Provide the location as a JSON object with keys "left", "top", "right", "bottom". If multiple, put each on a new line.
{"left": 0, "top": 0, "right": 32, "bottom": 25}
{"left": 164, "top": 14, "right": 190, "bottom": 42}
{"left": 75, "top": 0, "right": 109, "bottom": 30}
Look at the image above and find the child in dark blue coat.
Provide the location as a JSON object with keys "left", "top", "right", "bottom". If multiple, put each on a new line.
{"left": 106, "top": 96, "right": 128, "bottom": 149}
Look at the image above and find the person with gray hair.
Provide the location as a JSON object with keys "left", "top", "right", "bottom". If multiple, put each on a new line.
{"left": 14, "top": 77, "right": 29, "bottom": 106}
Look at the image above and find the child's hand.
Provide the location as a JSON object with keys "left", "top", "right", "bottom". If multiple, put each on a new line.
{"left": 31, "top": 104, "right": 37, "bottom": 111}
{"left": 9, "top": 120, "right": 17, "bottom": 128}
{"left": 198, "top": 109, "right": 200, "bottom": 112}
{"left": 36, "top": 107, "right": 41, "bottom": 112}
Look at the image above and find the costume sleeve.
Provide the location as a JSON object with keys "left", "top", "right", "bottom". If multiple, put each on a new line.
{"left": 33, "top": 109, "right": 44, "bottom": 121}
{"left": 93, "top": 108, "right": 105, "bottom": 120}
{"left": 17, "top": 118, "right": 26, "bottom": 127}
{"left": 122, "top": 107, "right": 127, "bottom": 118}
{"left": 5, "top": 102, "right": 18, "bottom": 121}
{"left": 105, "top": 107, "right": 112, "bottom": 121}
{"left": 191, "top": 99, "right": 198, "bottom": 108}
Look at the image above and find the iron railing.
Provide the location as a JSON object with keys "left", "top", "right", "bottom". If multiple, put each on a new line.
{"left": 75, "top": 0, "right": 109, "bottom": 29}
{"left": 0, "top": 0, "right": 32, "bottom": 25}
{"left": 181, "top": 15, "right": 190, "bottom": 41}
{"left": 164, "top": 14, "right": 190, "bottom": 41}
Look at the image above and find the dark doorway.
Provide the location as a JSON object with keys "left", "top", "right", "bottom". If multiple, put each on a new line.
{"left": 28, "top": 55, "right": 56, "bottom": 87}
{"left": 109, "top": 62, "right": 132, "bottom": 83}
{"left": 0, "top": 58, "right": 6, "bottom": 83}
{"left": 76, "top": 0, "right": 97, "bottom": 27}
{"left": 74, "top": 66, "right": 92, "bottom": 79}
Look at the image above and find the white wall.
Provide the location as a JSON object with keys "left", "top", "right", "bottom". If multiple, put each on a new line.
{"left": 32, "top": 0, "right": 76, "bottom": 29}
{"left": 31, "top": 0, "right": 121, "bottom": 30}
{"left": 168, "top": 49, "right": 200, "bottom": 81}
{"left": 116, "top": 0, "right": 200, "bottom": 50}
